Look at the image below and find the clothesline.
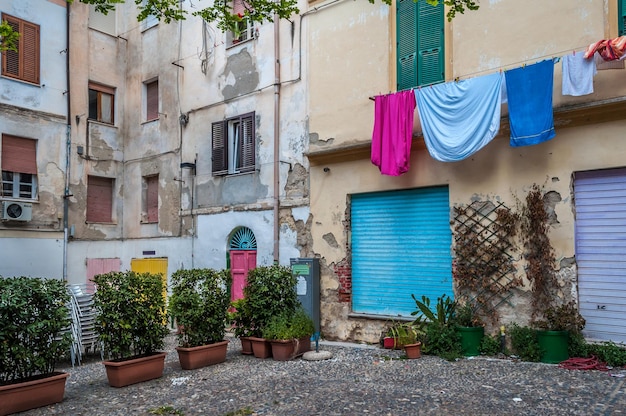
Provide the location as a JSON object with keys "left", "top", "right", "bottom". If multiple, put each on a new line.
{"left": 368, "top": 43, "right": 600, "bottom": 101}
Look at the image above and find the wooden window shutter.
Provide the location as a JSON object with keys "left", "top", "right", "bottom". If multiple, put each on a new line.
{"left": 396, "top": 0, "right": 418, "bottom": 90}
{"left": 212, "top": 121, "right": 227, "bottom": 174}
{"left": 1, "top": 15, "right": 40, "bottom": 84}
{"left": 1, "top": 135, "right": 37, "bottom": 175}
{"left": 617, "top": 0, "right": 626, "bottom": 36}
{"left": 87, "top": 176, "right": 113, "bottom": 223}
{"left": 146, "top": 80, "right": 159, "bottom": 121}
{"left": 146, "top": 175, "right": 158, "bottom": 223}
{"left": 417, "top": 0, "right": 444, "bottom": 86}
{"left": 238, "top": 113, "right": 255, "bottom": 172}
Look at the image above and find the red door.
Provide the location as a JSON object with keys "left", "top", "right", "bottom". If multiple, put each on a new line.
{"left": 230, "top": 250, "right": 257, "bottom": 301}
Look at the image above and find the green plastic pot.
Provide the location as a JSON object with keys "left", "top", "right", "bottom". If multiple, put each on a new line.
{"left": 536, "top": 330, "right": 569, "bottom": 364}
{"left": 458, "top": 326, "right": 484, "bottom": 357}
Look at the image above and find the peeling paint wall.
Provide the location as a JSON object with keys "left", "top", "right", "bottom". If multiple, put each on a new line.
{"left": 307, "top": 0, "right": 626, "bottom": 343}
{"left": 0, "top": 0, "right": 67, "bottom": 279}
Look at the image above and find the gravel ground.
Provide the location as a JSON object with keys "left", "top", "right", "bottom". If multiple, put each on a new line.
{"left": 19, "top": 334, "right": 626, "bottom": 416}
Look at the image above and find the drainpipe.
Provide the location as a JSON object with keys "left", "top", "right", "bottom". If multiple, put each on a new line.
{"left": 273, "top": 12, "right": 281, "bottom": 263}
{"left": 63, "top": 3, "right": 71, "bottom": 282}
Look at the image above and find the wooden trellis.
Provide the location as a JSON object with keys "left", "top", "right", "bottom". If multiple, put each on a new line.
{"left": 453, "top": 200, "right": 521, "bottom": 323}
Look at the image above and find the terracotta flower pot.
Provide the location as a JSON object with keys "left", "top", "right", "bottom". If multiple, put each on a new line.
{"left": 176, "top": 340, "right": 229, "bottom": 370}
{"left": 240, "top": 336, "right": 253, "bottom": 355}
{"left": 249, "top": 336, "right": 272, "bottom": 358}
{"left": 270, "top": 336, "right": 312, "bottom": 361}
{"left": 404, "top": 342, "right": 422, "bottom": 359}
{"left": 103, "top": 352, "right": 167, "bottom": 388}
{"left": 0, "top": 372, "right": 69, "bottom": 416}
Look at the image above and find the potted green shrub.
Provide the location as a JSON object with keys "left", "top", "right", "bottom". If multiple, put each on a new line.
{"left": 262, "top": 307, "right": 314, "bottom": 361}
{"left": 534, "top": 301, "right": 586, "bottom": 364}
{"left": 169, "top": 268, "right": 231, "bottom": 370}
{"left": 243, "top": 264, "right": 299, "bottom": 358}
{"left": 93, "top": 271, "right": 169, "bottom": 387}
{"left": 0, "top": 277, "right": 72, "bottom": 415}
{"left": 387, "top": 322, "right": 423, "bottom": 359}
{"left": 230, "top": 297, "right": 254, "bottom": 355}
{"left": 454, "top": 300, "right": 485, "bottom": 357}
{"left": 411, "top": 294, "right": 463, "bottom": 360}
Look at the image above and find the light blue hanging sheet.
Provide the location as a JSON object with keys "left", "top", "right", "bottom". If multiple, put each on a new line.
{"left": 414, "top": 72, "right": 504, "bottom": 162}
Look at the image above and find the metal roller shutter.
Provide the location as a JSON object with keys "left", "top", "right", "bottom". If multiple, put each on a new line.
{"left": 351, "top": 186, "right": 453, "bottom": 316}
{"left": 575, "top": 168, "right": 626, "bottom": 343}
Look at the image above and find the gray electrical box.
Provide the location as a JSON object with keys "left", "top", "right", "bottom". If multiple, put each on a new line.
{"left": 291, "top": 258, "right": 320, "bottom": 333}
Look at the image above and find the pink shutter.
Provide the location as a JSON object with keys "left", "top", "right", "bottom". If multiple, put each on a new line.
{"left": 2, "top": 135, "right": 37, "bottom": 174}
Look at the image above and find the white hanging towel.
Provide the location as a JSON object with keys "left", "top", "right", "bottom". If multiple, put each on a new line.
{"left": 562, "top": 51, "right": 597, "bottom": 96}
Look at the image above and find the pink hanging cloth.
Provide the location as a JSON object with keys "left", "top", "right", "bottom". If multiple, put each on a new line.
{"left": 371, "top": 90, "right": 416, "bottom": 176}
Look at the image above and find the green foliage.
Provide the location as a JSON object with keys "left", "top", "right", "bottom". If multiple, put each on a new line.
{"left": 229, "top": 297, "right": 254, "bottom": 338}
{"left": 377, "top": 0, "right": 479, "bottom": 21}
{"left": 508, "top": 323, "right": 541, "bottom": 362}
{"left": 479, "top": 333, "right": 502, "bottom": 356}
{"left": 533, "top": 301, "right": 586, "bottom": 333}
{"left": 453, "top": 300, "right": 482, "bottom": 327}
{"left": 568, "top": 331, "right": 589, "bottom": 358}
{"left": 244, "top": 264, "right": 298, "bottom": 337}
{"left": 411, "top": 294, "right": 462, "bottom": 360}
{"left": 386, "top": 321, "right": 423, "bottom": 347}
{"left": 262, "top": 307, "right": 314, "bottom": 341}
{"left": 169, "top": 268, "right": 231, "bottom": 348}
{"left": 0, "top": 277, "right": 71, "bottom": 383}
{"left": 0, "top": 19, "right": 19, "bottom": 52}
{"left": 93, "top": 271, "right": 169, "bottom": 360}
{"left": 587, "top": 341, "right": 626, "bottom": 367}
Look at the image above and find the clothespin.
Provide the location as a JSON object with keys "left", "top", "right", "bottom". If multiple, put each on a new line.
{"left": 454, "top": 76, "right": 460, "bottom": 82}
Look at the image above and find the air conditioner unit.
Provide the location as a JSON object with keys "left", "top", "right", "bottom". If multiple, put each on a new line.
{"left": 1, "top": 201, "right": 33, "bottom": 221}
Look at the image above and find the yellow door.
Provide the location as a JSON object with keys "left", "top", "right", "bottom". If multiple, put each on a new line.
{"left": 130, "top": 257, "right": 168, "bottom": 300}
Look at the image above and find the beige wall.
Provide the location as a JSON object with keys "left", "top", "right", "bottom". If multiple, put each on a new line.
{"left": 307, "top": 0, "right": 626, "bottom": 343}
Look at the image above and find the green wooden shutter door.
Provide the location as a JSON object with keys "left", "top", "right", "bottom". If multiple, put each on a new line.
{"left": 620, "top": 0, "right": 626, "bottom": 36}
{"left": 417, "top": 0, "right": 444, "bottom": 86}
{"left": 397, "top": 0, "right": 444, "bottom": 90}
{"left": 397, "top": 0, "right": 418, "bottom": 90}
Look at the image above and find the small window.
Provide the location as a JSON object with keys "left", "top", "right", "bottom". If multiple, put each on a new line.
{"left": 212, "top": 112, "right": 255, "bottom": 176}
{"left": 145, "top": 79, "right": 159, "bottom": 121}
{"left": 88, "top": 82, "right": 115, "bottom": 124}
{"left": 1, "top": 14, "right": 40, "bottom": 84}
{"left": 141, "top": 0, "right": 158, "bottom": 30}
{"left": 88, "top": 4, "right": 116, "bottom": 35}
{"left": 87, "top": 176, "right": 114, "bottom": 223}
{"left": 1, "top": 135, "right": 38, "bottom": 199}
{"left": 143, "top": 175, "right": 158, "bottom": 223}
{"left": 229, "top": 0, "right": 254, "bottom": 46}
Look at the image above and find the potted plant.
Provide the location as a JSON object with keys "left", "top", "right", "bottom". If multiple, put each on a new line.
{"left": 454, "top": 300, "right": 485, "bottom": 357}
{"left": 534, "top": 301, "right": 586, "bottom": 364}
{"left": 411, "top": 294, "right": 463, "bottom": 361}
{"left": 169, "top": 268, "right": 231, "bottom": 370}
{"left": 0, "top": 277, "right": 72, "bottom": 415}
{"left": 243, "top": 264, "right": 299, "bottom": 358}
{"left": 93, "top": 271, "right": 169, "bottom": 387}
{"left": 262, "top": 308, "right": 314, "bottom": 361}
{"left": 387, "top": 322, "right": 423, "bottom": 359}
{"left": 230, "top": 297, "right": 255, "bottom": 355}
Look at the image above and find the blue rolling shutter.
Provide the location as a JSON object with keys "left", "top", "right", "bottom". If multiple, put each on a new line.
{"left": 351, "top": 186, "right": 453, "bottom": 316}
{"left": 575, "top": 169, "right": 626, "bottom": 343}
{"left": 397, "top": 0, "right": 444, "bottom": 90}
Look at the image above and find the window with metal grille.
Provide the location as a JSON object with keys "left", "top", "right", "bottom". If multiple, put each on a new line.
{"left": 229, "top": 0, "right": 255, "bottom": 46}
{"left": 1, "top": 134, "right": 38, "bottom": 199}
{"left": 88, "top": 82, "right": 115, "bottom": 124}
{"left": 1, "top": 14, "right": 40, "bottom": 84}
{"left": 145, "top": 79, "right": 159, "bottom": 121}
{"left": 396, "top": 0, "right": 444, "bottom": 90}
{"left": 211, "top": 112, "right": 255, "bottom": 176}
{"left": 87, "top": 176, "right": 114, "bottom": 223}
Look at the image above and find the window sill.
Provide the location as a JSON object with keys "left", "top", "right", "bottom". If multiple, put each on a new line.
{"left": 348, "top": 312, "right": 413, "bottom": 321}
{"left": 226, "top": 38, "right": 253, "bottom": 50}
{"left": 85, "top": 221, "right": 116, "bottom": 225}
{"left": 140, "top": 220, "right": 158, "bottom": 224}
{"left": 213, "top": 170, "right": 256, "bottom": 178}
{"left": 1, "top": 74, "right": 41, "bottom": 87}
{"left": 141, "top": 118, "right": 159, "bottom": 125}
{"left": 88, "top": 119, "right": 116, "bottom": 128}
{"left": 1, "top": 198, "right": 38, "bottom": 203}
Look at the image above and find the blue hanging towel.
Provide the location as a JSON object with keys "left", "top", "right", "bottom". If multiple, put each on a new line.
{"left": 415, "top": 72, "right": 504, "bottom": 162}
{"left": 505, "top": 60, "right": 556, "bottom": 147}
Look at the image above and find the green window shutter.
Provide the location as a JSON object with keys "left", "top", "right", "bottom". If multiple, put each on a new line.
{"left": 397, "top": 0, "right": 418, "bottom": 90}
{"left": 212, "top": 121, "right": 227, "bottom": 175}
{"left": 396, "top": 0, "right": 444, "bottom": 90}
{"left": 617, "top": 0, "right": 626, "bottom": 36}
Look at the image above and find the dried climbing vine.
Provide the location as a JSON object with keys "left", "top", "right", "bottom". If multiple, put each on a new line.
{"left": 453, "top": 200, "right": 522, "bottom": 325}
{"left": 520, "top": 184, "right": 559, "bottom": 320}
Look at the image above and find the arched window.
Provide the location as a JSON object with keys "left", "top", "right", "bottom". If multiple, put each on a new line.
{"left": 229, "top": 226, "right": 257, "bottom": 250}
